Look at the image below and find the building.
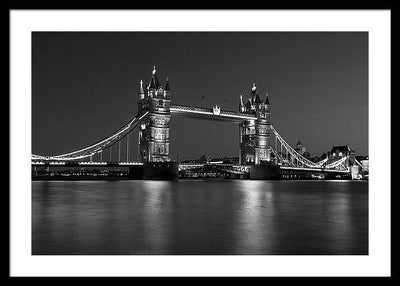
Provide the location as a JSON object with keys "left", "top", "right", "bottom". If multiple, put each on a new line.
{"left": 355, "top": 155, "right": 369, "bottom": 175}
{"left": 238, "top": 84, "right": 271, "bottom": 165}
{"left": 138, "top": 66, "right": 171, "bottom": 162}
{"left": 356, "top": 155, "right": 369, "bottom": 168}
{"left": 360, "top": 158, "right": 369, "bottom": 170}
{"left": 294, "top": 140, "right": 307, "bottom": 156}
{"left": 328, "top": 145, "right": 355, "bottom": 166}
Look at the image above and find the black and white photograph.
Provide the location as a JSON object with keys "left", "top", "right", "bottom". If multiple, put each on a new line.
{"left": 31, "top": 31, "right": 369, "bottom": 255}
{"left": 10, "top": 9, "right": 391, "bottom": 277}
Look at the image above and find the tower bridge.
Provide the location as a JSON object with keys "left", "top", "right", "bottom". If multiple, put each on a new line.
{"left": 32, "top": 66, "right": 365, "bottom": 180}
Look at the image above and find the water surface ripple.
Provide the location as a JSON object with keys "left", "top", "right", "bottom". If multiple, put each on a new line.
{"left": 32, "top": 180, "right": 368, "bottom": 255}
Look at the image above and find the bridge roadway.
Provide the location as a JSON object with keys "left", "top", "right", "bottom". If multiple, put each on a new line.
{"left": 32, "top": 161, "right": 143, "bottom": 167}
{"left": 180, "top": 163, "right": 350, "bottom": 174}
{"left": 32, "top": 161, "right": 349, "bottom": 175}
{"left": 170, "top": 104, "right": 256, "bottom": 122}
{"left": 31, "top": 161, "right": 250, "bottom": 172}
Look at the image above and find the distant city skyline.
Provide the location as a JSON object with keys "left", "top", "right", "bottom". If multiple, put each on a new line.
{"left": 32, "top": 32, "right": 368, "bottom": 160}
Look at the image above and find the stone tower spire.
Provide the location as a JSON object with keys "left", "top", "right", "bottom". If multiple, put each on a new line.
{"left": 239, "top": 94, "right": 245, "bottom": 112}
{"left": 164, "top": 76, "right": 171, "bottom": 98}
{"left": 165, "top": 76, "right": 170, "bottom": 91}
{"left": 265, "top": 91, "right": 270, "bottom": 105}
{"left": 148, "top": 65, "right": 160, "bottom": 90}
{"left": 138, "top": 80, "right": 145, "bottom": 100}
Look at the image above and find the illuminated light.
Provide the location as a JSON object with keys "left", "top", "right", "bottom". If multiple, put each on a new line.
{"left": 31, "top": 111, "right": 149, "bottom": 161}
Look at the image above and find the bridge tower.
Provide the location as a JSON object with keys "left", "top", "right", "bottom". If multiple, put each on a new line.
{"left": 238, "top": 83, "right": 271, "bottom": 165}
{"left": 138, "top": 66, "right": 171, "bottom": 162}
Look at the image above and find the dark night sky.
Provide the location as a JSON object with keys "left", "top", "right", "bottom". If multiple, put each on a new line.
{"left": 32, "top": 32, "right": 368, "bottom": 160}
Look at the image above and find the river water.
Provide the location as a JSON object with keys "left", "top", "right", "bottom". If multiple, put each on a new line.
{"left": 32, "top": 180, "right": 368, "bottom": 255}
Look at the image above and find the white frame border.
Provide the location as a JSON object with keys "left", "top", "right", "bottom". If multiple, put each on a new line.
{"left": 10, "top": 10, "right": 391, "bottom": 277}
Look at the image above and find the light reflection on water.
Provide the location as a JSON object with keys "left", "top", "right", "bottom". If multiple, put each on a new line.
{"left": 233, "top": 181, "right": 275, "bottom": 254}
{"left": 32, "top": 180, "right": 368, "bottom": 255}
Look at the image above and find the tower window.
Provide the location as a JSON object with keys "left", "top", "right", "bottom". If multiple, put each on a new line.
{"left": 157, "top": 100, "right": 165, "bottom": 108}
{"left": 154, "top": 129, "right": 165, "bottom": 140}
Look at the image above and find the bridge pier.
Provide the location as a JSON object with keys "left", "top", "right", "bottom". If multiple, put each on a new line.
{"left": 143, "top": 161, "right": 179, "bottom": 180}
{"left": 128, "top": 162, "right": 178, "bottom": 180}
{"left": 128, "top": 165, "right": 143, "bottom": 179}
{"left": 249, "top": 163, "right": 281, "bottom": 180}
